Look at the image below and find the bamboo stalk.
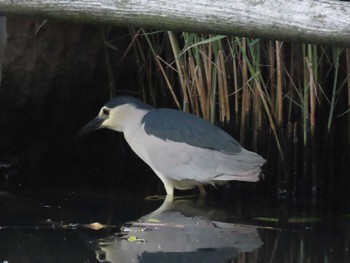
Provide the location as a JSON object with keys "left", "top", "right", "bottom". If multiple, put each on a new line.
{"left": 236, "top": 37, "right": 284, "bottom": 157}
{"left": 167, "top": 31, "right": 189, "bottom": 111}
{"left": 217, "top": 50, "right": 225, "bottom": 122}
{"left": 131, "top": 31, "right": 350, "bottom": 192}
{"left": 302, "top": 44, "right": 309, "bottom": 145}
{"left": 102, "top": 27, "right": 117, "bottom": 98}
{"left": 286, "top": 43, "right": 298, "bottom": 124}
{"left": 307, "top": 44, "right": 316, "bottom": 137}
{"left": 187, "top": 56, "right": 197, "bottom": 115}
{"left": 233, "top": 54, "right": 239, "bottom": 117}
{"left": 240, "top": 37, "right": 250, "bottom": 141}
{"left": 155, "top": 56, "right": 181, "bottom": 109}
{"left": 203, "top": 39, "right": 213, "bottom": 122}
{"left": 312, "top": 45, "right": 319, "bottom": 85}
{"left": 222, "top": 61, "right": 231, "bottom": 123}
{"left": 127, "top": 28, "right": 147, "bottom": 101}
{"left": 182, "top": 33, "right": 198, "bottom": 114}
{"left": 257, "top": 73, "right": 285, "bottom": 159}
{"left": 275, "top": 41, "right": 283, "bottom": 125}
{"left": 141, "top": 30, "right": 181, "bottom": 108}
{"left": 209, "top": 37, "right": 219, "bottom": 123}
{"left": 268, "top": 40, "right": 276, "bottom": 91}
{"left": 346, "top": 48, "right": 350, "bottom": 107}
{"left": 218, "top": 49, "right": 230, "bottom": 122}
{"left": 327, "top": 47, "right": 341, "bottom": 132}
{"left": 228, "top": 37, "right": 239, "bottom": 123}
{"left": 197, "top": 65, "right": 208, "bottom": 119}
{"left": 252, "top": 40, "right": 262, "bottom": 148}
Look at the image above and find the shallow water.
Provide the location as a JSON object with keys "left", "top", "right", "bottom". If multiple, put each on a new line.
{"left": 1, "top": 185, "right": 349, "bottom": 263}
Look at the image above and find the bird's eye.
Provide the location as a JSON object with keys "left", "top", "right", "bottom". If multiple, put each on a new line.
{"left": 102, "top": 108, "right": 110, "bottom": 116}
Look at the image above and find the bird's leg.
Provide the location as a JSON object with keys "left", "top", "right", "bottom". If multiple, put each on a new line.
{"left": 198, "top": 185, "right": 207, "bottom": 196}
{"left": 164, "top": 182, "right": 174, "bottom": 197}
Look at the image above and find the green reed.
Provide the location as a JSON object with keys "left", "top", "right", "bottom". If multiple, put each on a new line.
{"left": 128, "top": 30, "right": 350, "bottom": 159}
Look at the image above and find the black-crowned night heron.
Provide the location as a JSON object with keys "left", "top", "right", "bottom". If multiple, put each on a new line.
{"left": 79, "top": 96, "right": 266, "bottom": 196}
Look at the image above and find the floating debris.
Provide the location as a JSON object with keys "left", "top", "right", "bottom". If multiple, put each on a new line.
{"left": 88, "top": 222, "right": 104, "bottom": 230}
{"left": 254, "top": 217, "right": 279, "bottom": 223}
{"left": 145, "top": 218, "right": 161, "bottom": 223}
{"left": 127, "top": 235, "right": 146, "bottom": 243}
{"left": 288, "top": 217, "right": 322, "bottom": 224}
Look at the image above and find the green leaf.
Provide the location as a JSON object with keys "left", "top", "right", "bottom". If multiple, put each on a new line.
{"left": 248, "top": 38, "right": 261, "bottom": 47}
{"left": 179, "top": 35, "right": 226, "bottom": 57}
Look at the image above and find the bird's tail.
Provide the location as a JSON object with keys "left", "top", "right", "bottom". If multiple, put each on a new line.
{"left": 213, "top": 148, "right": 266, "bottom": 182}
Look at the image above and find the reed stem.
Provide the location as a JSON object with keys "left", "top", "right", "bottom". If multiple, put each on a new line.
{"left": 346, "top": 48, "right": 350, "bottom": 107}
{"left": 327, "top": 47, "right": 341, "bottom": 132}
{"left": 275, "top": 41, "right": 283, "bottom": 125}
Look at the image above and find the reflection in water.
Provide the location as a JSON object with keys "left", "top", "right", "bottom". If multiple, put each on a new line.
{"left": 1, "top": 189, "right": 350, "bottom": 262}
{"left": 95, "top": 196, "right": 263, "bottom": 262}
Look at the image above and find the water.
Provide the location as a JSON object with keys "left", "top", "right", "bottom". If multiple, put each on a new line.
{"left": 1, "top": 184, "right": 349, "bottom": 263}
{"left": 0, "top": 124, "right": 349, "bottom": 263}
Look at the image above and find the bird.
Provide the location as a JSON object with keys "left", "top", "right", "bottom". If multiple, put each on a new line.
{"left": 79, "top": 96, "right": 266, "bottom": 196}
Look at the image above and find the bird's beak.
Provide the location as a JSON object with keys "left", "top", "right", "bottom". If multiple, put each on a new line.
{"left": 76, "top": 116, "right": 106, "bottom": 138}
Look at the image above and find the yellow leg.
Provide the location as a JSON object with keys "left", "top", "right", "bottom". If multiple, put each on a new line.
{"left": 198, "top": 185, "right": 207, "bottom": 196}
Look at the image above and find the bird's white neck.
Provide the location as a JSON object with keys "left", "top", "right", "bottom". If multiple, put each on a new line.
{"left": 117, "top": 105, "right": 150, "bottom": 133}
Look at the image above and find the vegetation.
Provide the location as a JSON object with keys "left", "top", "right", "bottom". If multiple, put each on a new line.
{"left": 119, "top": 29, "right": 350, "bottom": 195}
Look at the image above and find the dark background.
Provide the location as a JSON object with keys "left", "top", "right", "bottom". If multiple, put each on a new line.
{"left": 0, "top": 16, "right": 349, "bottom": 202}
{"left": 0, "top": 16, "right": 162, "bottom": 193}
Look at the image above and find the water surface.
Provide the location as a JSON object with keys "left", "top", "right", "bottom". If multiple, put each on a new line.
{"left": 0, "top": 184, "right": 349, "bottom": 263}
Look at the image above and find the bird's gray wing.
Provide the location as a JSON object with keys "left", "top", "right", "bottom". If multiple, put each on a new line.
{"left": 142, "top": 109, "right": 241, "bottom": 154}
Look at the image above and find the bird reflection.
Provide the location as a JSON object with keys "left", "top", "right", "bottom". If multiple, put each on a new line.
{"left": 95, "top": 196, "right": 263, "bottom": 263}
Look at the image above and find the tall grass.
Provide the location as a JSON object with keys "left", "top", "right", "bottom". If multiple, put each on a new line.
{"left": 127, "top": 30, "right": 350, "bottom": 193}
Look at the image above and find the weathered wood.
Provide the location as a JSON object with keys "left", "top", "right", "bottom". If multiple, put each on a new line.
{"left": 0, "top": 0, "right": 349, "bottom": 46}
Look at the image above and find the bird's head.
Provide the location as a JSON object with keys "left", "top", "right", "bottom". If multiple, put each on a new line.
{"left": 77, "top": 96, "right": 153, "bottom": 137}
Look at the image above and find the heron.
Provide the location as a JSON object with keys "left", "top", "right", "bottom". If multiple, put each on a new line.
{"left": 79, "top": 96, "right": 266, "bottom": 196}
